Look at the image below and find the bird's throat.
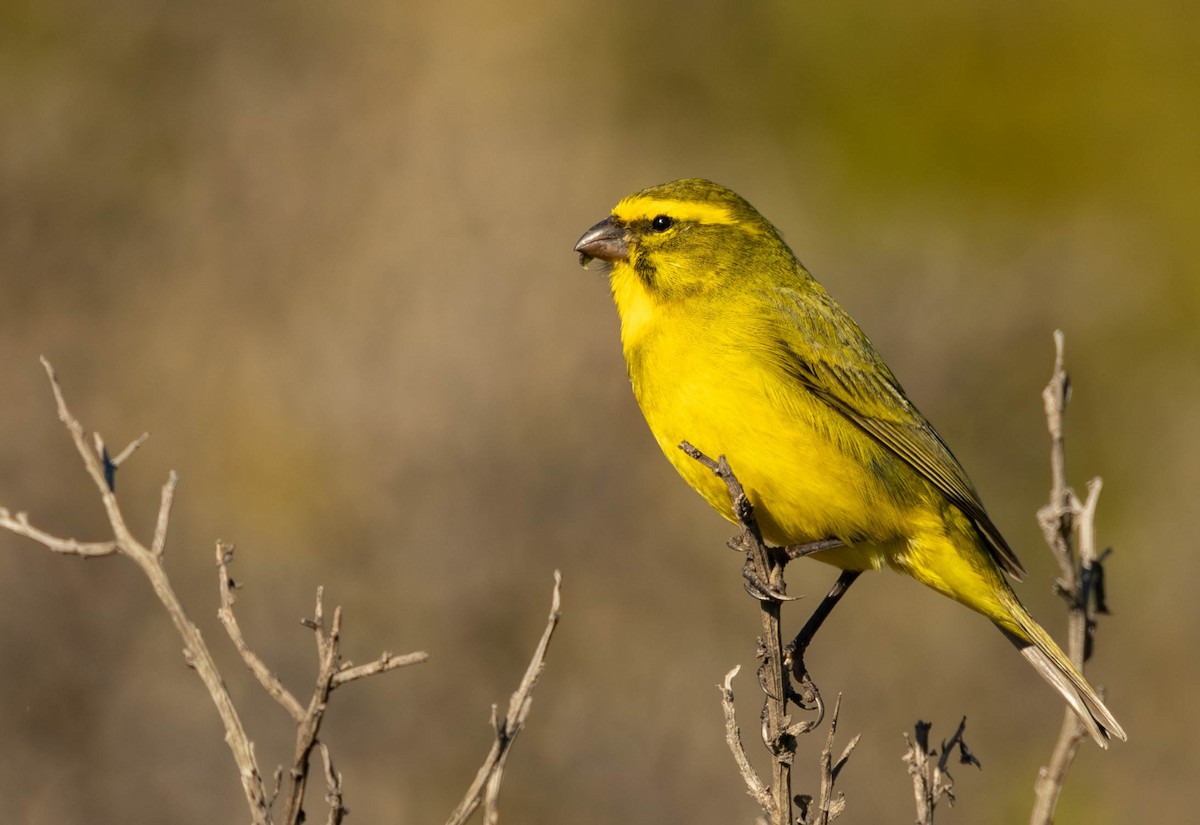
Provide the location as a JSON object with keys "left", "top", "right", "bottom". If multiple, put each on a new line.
{"left": 610, "top": 262, "right": 660, "bottom": 353}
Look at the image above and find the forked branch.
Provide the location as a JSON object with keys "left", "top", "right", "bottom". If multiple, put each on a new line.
{"left": 681, "top": 441, "right": 855, "bottom": 825}
{"left": 445, "top": 571, "right": 563, "bottom": 825}
{"left": 1030, "top": 332, "right": 1117, "bottom": 824}
{"left": 904, "top": 717, "right": 981, "bottom": 824}
{"left": 0, "top": 359, "right": 428, "bottom": 824}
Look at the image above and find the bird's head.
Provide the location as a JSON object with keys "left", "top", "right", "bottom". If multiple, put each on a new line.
{"left": 574, "top": 179, "right": 790, "bottom": 302}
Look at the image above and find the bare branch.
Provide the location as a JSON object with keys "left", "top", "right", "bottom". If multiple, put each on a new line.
{"left": 0, "top": 508, "right": 118, "bottom": 557}
{"left": 31, "top": 358, "right": 273, "bottom": 823}
{"left": 1038, "top": 331, "right": 1074, "bottom": 575}
{"left": 216, "top": 541, "right": 307, "bottom": 722}
{"left": 214, "top": 533, "right": 427, "bottom": 825}
{"left": 41, "top": 357, "right": 135, "bottom": 541}
{"left": 332, "top": 650, "right": 430, "bottom": 687}
{"left": 151, "top": 471, "right": 178, "bottom": 557}
{"left": 318, "top": 742, "right": 348, "bottom": 825}
{"left": 681, "top": 441, "right": 796, "bottom": 822}
{"left": 810, "top": 695, "right": 856, "bottom": 824}
{"left": 6, "top": 358, "right": 436, "bottom": 824}
{"left": 904, "top": 717, "right": 979, "bottom": 825}
{"left": 718, "top": 666, "right": 774, "bottom": 815}
{"left": 446, "top": 570, "right": 563, "bottom": 825}
{"left": 681, "top": 440, "right": 859, "bottom": 825}
{"left": 1030, "top": 333, "right": 1117, "bottom": 825}
{"left": 111, "top": 431, "right": 152, "bottom": 468}
{"left": 281, "top": 590, "right": 342, "bottom": 825}
{"left": 212, "top": 531, "right": 428, "bottom": 825}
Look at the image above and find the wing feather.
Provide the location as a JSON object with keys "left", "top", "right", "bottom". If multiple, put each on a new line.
{"left": 766, "top": 284, "right": 1026, "bottom": 579}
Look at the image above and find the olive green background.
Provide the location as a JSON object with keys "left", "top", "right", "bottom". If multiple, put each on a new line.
{"left": 2, "top": 1, "right": 1195, "bottom": 822}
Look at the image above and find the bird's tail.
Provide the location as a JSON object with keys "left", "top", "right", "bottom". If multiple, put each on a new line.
{"left": 999, "top": 604, "right": 1126, "bottom": 748}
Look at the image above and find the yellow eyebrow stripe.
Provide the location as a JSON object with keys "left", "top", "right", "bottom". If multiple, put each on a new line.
{"left": 612, "top": 196, "right": 739, "bottom": 227}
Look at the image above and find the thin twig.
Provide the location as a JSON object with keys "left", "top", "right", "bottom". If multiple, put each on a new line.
{"left": 111, "top": 431, "right": 151, "bottom": 468}
{"left": 1036, "top": 331, "right": 1079, "bottom": 593}
{"left": 808, "top": 695, "right": 857, "bottom": 825}
{"left": 905, "top": 725, "right": 933, "bottom": 825}
{"left": 332, "top": 650, "right": 430, "bottom": 687}
{"left": 214, "top": 537, "right": 429, "bottom": 824}
{"left": 150, "top": 471, "right": 178, "bottom": 557}
{"left": 904, "top": 717, "right": 980, "bottom": 825}
{"left": 719, "top": 666, "right": 774, "bottom": 814}
{"left": 318, "top": 741, "right": 348, "bottom": 825}
{"left": 3, "top": 359, "right": 433, "bottom": 825}
{"left": 281, "top": 590, "right": 342, "bottom": 825}
{"left": 20, "top": 358, "right": 273, "bottom": 823}
{"left": 683, "top": 441, "right": 857, "bottom": 825}
{"left": 0, "top": 508, "right": 118, "bottom": 557}
{"left": 216, "top": 537, "right": 430, "bottom": 814}
{"left": 681, "top": 442, "right": 795, "bottom": 824}
{"left": 445, "top": 571, "right": 563, "bottom": 825}
{"left": 1030, "top": 332, "right": 1114, "bottom": 825}
{"left": 1075, "top": 479, "right": 1105, "bottom": 663}
{"left": 216, "top": 541, "right": 307, "bottom": 722}
{"left": 91, "top": 430, "right": 149, "bottom": 492}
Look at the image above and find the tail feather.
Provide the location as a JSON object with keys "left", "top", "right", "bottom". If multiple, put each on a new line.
{"left": 1000, "top": 611, "right": 1126, "bottom": 748}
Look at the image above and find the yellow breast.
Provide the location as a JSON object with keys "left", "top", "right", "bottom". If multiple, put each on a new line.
{"left": 612, "top": 262, "right": 921, "bottom": 568}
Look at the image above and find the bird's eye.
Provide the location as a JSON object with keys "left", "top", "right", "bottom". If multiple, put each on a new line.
{"left": 650, "top": 215, "right": 674, "bottom": 232}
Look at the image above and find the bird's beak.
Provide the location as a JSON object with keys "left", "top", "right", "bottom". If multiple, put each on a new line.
{"left": 574, "top": 217, "right": 629, "bottom": 268}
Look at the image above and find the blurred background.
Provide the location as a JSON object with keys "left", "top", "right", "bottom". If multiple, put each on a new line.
{"left": 1, "top": 1, "right": 1196, "bottom": 822}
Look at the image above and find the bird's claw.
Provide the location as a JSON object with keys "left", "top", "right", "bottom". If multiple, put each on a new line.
{"left": 741, "top": 558, "right": 798, "bottom": 602}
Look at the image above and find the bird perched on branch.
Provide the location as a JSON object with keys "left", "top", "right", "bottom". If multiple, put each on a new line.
{"left": 574, "top": 178, "right": 1124, "bottom": 746}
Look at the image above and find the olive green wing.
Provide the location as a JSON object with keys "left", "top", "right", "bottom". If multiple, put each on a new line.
{"left": 767, "top": 284, "right": 1026, "bottom": 579}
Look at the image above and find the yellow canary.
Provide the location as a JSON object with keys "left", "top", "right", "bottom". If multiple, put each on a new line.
{"left": 575, "top": 179, "right": 1123, "bottom": 746}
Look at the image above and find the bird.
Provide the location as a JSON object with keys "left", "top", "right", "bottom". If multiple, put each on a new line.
{"left": 574, "top": 178, "right": 1124, "bottom": 747}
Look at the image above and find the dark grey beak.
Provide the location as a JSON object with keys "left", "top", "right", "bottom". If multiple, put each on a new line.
{"left": 574, "top": 217, "right": 629, "bottom": 268}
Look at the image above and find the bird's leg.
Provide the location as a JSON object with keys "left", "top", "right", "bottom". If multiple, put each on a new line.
{"left": 787, "top": 570, "right": 864, "bottom": 661}
{"left": 792, "top": 569, "right": 862, "bottom": 652}
{"left": 784, "top": 570, "right": 862, "bottom": 713}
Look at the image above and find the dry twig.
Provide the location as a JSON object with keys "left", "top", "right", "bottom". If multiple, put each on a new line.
{"left": 718, "top": 666, "right": 774, "bottom": 813}
{"left": 0, "top": 358, "right": 429, "bottom": 824}
{"left": 683, "top": 445, "right": 798, "bottom": 823}
{"left": 215, "top": 543, "right": 428, "bottom": 823}
{"left": 445, "top": 570, "right": 563, "bottom": 825}
{"left": 797, "top": 695, "right": 858, "bottom": 825}
{"left": 318, "top": 742, "right": 348, "bottom": 825}
{"left": 1029, "top": 332, "right": 1115, "bottom": 825}
{"left": 20, "top": 357, "right": 275, "bottom": 822}
{"left": 681, "top": 442, "right": 855, "bottom": 825}
{"left": 0, "top": 507, "right": 118, "bottom": 557}
{"left": 903, "top": 717, "right": 981, "bottom": 825}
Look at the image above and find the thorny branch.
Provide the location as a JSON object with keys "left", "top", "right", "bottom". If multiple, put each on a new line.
{"left": 1030, "top": 332, "right": 1116, "bottom": 825}
{"left": 0, "top": 358, "right": 429, "bottom": 824}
